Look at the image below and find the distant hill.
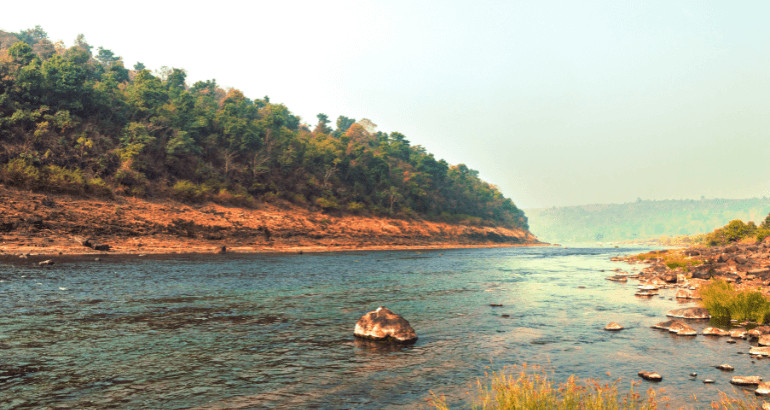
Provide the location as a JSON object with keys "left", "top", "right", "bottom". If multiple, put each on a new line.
{"left": 525, "top": 198, "right": 770, "bottom": 243}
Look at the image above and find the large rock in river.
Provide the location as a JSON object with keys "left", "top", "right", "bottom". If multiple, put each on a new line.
{"left": 666, "top": 307, "right": 710, "bottom": 319}
{"left": 731, "top": 376, "right": 762, "bottom": 386}
{"left": 354, "top": 306, "right": 417, "bottom": 344}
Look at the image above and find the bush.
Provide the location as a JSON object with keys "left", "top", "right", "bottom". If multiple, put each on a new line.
{"left": 44, "top": 165, "right": 85, "bottom": 194}
{"left": 2, "top": 158, "right": 42, "bottom": 188}
{"left": 700, "top": 279, "right": 770, "bottom": 323}
{"left": 86, "top": 177, "right": 113, "bottom": 198}
{"left": 316, "top": 196, "right": 339, "bottom": 210}
{"left": 172, "top": 180, "right": 204, "bottom": 202}
{"left": 702, "top": 219, "right": 758, "bottom": 246}
{"left": 115, "top": 168, "right": 147, "bottom": 188}
{"left": 757, "top": 228, "right": 770, "bottom": 242}
{"left": 346, "top": 201, "right": 365, "bottom": 213}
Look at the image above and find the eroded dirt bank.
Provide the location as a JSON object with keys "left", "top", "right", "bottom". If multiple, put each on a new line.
{"left": 0, "top": 185, "right": 543, "bottom": 256}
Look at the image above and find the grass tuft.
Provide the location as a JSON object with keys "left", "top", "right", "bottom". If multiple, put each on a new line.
{"left": 700, "top": 279, "right": 770, "bottom": 324}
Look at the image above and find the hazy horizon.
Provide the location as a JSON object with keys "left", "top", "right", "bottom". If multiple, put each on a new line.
{"left": 4, "top": 1, "right": 769, "bottom": 209}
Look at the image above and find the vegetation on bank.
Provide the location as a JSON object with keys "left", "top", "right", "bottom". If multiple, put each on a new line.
{"left": 693, "top": 216, "right": 770, "bottom": 246}
{"left": 700, "top": 280, "right": 770, "bottom": 324}
{"left": 0, "top": 26, "right": 527, "bottom": 229}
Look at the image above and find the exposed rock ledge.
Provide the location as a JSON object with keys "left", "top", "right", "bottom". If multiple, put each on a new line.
{"left": 0, "top": 185, "right": 544, "bottom": 255}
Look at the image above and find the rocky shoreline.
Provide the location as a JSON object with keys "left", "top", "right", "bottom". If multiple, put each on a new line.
{"left": 607, "top": 239, "right": 770, "bottom": 400}
{"left": 613, "top": 238, "right": 770, "bottom": 295}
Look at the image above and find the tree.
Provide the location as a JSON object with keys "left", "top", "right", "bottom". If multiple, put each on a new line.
{"left": 15, "top": 25, "right": 48, "bottom": 46}
{"left": 133, "top": 62, "right": 146, "bottom": 71}
{"left": 335, "top": 116, "right": 355, "bottom": 134}
{"left": 74, "top": 34, "right": 92, "bottom": 54}
{"left": 314, "top": 113, "right": 331, "bottom": 134}
{"left": 96, "top": 47, "right": 120, "bottom": 67}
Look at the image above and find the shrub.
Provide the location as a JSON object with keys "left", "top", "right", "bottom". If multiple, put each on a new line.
{"left": 757, "top": 228, "right": 770, "bottom": 242}
{"left": 115, "top": 168, "right": 147, "bottom": 188}
{"left": 700, "top": 279, "right": 770, "bottom": 323}
{"left": 346, "top": 201, "right": 365, "bottom": 213}
{"left": 44, "top": 165, "right": 85, "bottom": 194}
{"left": 2, "top": 158, "right": 42, "bottom": 188}
{"left": 86, "top": 177, "right": 113, "bottom": 198}
{"left": 316, "top": 196, "right": 339, "bottom": 210}
{"left": 172, "top": 180, "right": 204, "bottom": 202}
{"left": 702, "top": 219, "right": 758, "bottom": 246}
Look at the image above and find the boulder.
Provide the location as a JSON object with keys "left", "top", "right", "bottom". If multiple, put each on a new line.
{"left": 724, "top": 245, "right": 739, "bottom": 254}
{"left": 684, "top": 250, "right": 701, "bottom": 256}
{"left": 638, "top": 371, "right": 662, "bottom": 382}
{"left": 756, "top": 382, "right": 770, "bottom": 396}
{"left": 604, "top": 322, "right": 623, "bottom": 331}
{"left": 354, "top": 306, "right": 417, "bottom": 344}
{"left": 638, "top": 284, "right": 660, "bottom": 291}
{"left": 730, "top": 328, "right": 747, "bottom": 339}
{"left": 677, "top": 274, "right": 688, "bottom": 283}
{"left": 759, "top": 334, "right": 770, "bottom": 346}
{"left": 652, "top": 320, "right": 676, "bottom": 331}
{"left": 691, "top": 270, "right": 712, "bottom": 280}
{"left": 675, "top": 290, "right": 691, "bottom": 299}
{"left": 606, "top": 275, "right": 628, "bottom": 282}
{"left": 666, "top": 307, "right": 710, "bottom": 319}
{"left": 659, "top": 273, "right": 678, "bottom": 283}
{"left": 735, "top": 255, "right": 748, "bottom": 265}
{"left": 731, "top": 376, "right": 762, "bottom": 386}
{"left": 217, "top": 246, "right": 227, "bottom": 254}
{"left": 635, "top": 290, "right": 658, "bottom": 297}
{"left": 38, "top": 260, "right": 54, "bottom": 266}
{"left": 716, "top": 364, "right": 735, "bottom": 372}
{"left": 750, "top": 346, "right": 770, "bottom": 357}
{"left": 703, "top": 327, "right": 730, "bottom": 336}
{"left": 668, "top": 321, "right": 697, "bottom": 336}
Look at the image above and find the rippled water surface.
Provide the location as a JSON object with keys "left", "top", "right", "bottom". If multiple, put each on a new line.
{"left": 0, "top": 246, "right": 763, "bottom": 409}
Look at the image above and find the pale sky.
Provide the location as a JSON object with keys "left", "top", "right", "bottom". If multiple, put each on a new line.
{"left": 3, "top": 1, "right": 769, "bottom": 209}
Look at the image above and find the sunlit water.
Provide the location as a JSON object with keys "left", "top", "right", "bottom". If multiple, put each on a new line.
{"left": 0, "top": 246, "right": 763, "bottom": 409}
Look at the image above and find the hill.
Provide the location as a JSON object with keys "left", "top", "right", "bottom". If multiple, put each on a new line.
{"left": 526, "top": 198, "right": 770, "bottom": 243}
{"left": 0, "top": 26, "right": 529, "bottom": 234}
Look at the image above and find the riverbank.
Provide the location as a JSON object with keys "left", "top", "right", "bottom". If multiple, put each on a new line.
{"left": 0, "top": 185, "right": 544, "bottom": 256}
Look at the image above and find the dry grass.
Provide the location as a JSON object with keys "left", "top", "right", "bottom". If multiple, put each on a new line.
{"left": 428, "top": 365, "right": 659, "bottom": 410}
{"left": 427, "top": 365, "right": 769, "bottom": 410}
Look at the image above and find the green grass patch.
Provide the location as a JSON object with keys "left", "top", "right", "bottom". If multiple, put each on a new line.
{"left": 634, "top": 252, "right": 703, "bottom": 271}
{"left": 700, "top": 279, "right": 770, "bottom": 323}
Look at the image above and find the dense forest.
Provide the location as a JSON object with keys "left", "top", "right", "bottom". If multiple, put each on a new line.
{"left": 526, "top": 198, "right": 770, "bottom": 243}
{"left": 0, "top": 27, "right": 527, "bottom": 230}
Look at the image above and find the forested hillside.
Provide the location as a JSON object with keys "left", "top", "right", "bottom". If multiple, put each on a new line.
{"left": 526, "top": 198, "right": 770, "bottom": 243}
{"left": 0, "top": 27, "right": 527, "bottom": 230}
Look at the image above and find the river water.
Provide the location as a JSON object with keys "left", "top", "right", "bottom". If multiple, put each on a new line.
{"left": 0, "top": 246, "right": 765, "bottom": 409}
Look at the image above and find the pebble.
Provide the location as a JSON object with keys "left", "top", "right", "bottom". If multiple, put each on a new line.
{"left": 690, "top": 372, "right": 697, "bottom": 377}
{"left": 703, "top": 379, "right": 715, "bottom": 384}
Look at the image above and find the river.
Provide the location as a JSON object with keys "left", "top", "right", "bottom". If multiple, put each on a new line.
{"left": 0, "top": 246, "right": 762, "bottom": 409}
